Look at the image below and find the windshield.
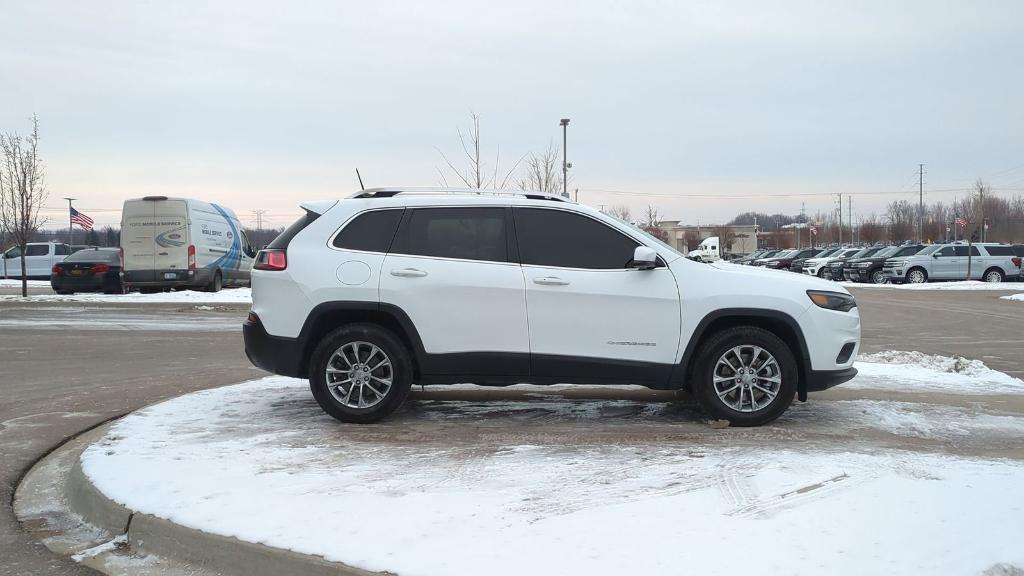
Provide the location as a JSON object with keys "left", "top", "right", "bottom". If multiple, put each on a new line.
{"left": 917, "top": 245, "right": 942, "bottom": 256}
{"left": 817, "top": 248, "right": 839, "bottom": 257}
{"left": 773, "top": 250, "right": 796, "bottom": 258}
{"left": 873, "top": 246, "right": 899, "bottom": 258}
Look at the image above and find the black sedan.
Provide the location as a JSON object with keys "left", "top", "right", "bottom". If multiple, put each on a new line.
{"left": 51, "top": 247, "right": 123, "bottom": 294}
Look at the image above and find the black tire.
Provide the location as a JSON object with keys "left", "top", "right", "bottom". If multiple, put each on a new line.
{"left": 983, "top": 268, "right": 1004, "bottom": 283}
{"left": 309, "top": 323, "right": 413, "bottom": 424}
{"left": 906, "top": 267, "right": 928, "bottom": 284}
{"left": 56, "top": 289, "right": 74, "bottom": 295}
{"left": 207, "top": 271, "right": 222, "bottom": 293}
{"left": 691, "top": 326, "right": 798, "bottom": 427}
{"left": 870, "top": 269, "right": 888, "bottom": 284}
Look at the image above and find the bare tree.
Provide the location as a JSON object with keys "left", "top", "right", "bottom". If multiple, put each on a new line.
{"left": 0, "top": 115, "right": 49, "bottom": 297}
{"left": 436, "top": 112, "right": 523, "bottom": 190}
{"left": 642, "top": 205, "right": 668, "bottom": 241}
{"left": 605, "top": 204, "right": 632, "bottom": 223}
{"left": 518, "top": 140, "right": 565, "bottom": 194}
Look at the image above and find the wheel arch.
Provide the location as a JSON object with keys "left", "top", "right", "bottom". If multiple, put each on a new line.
{"left": 296, "top": 302, "right": 425, "bottom": 379}
{"left": 674, "top": 308, "right": 812, "bottom": 400}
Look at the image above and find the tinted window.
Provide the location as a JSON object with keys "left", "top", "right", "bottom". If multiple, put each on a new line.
{"left": 25, "top": 245, "right": 48, "bottom": 257}
{"left": 954, "top": 246, "right": 981, "bottom": 257}
{"left": 268, "top": 210, "right": 320, "bottom": 250}
{"left": 516, "top": 208, "right": 639, "bottom": 269}
{"left": 983, "top": 246, "right": 1013, "bottom": 256}
{"left": 54, "top": 244, "right": 71, "bottom": 255}
{"left": 894, "top": 246, "right": 922, "bottom": 257}
{"left": 4, "top": 246, "right": 21, "bottom": 258}
{"left": 937, "top": 247, "right": 955, "bottom": 257}
{"left": 65, "top": 249, "right": 120, "bottom": 263}
{"left": 392, "top": 207, "right": 507, "bottom": 262}
{"left": 333, "top": 209, "right": 404, "bottom": 253}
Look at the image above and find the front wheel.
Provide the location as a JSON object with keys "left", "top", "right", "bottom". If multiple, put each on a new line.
{"left": 309, "top": 324, "right": 413, "bottom": 424}
{"left": 691, "top": 326, "right": 798, "bottom": 426}
{"left": 870, "top": 269, "right": 888, "bottom": 284}
{"left": 906, "top": 268, "right": 928, "bottom": 284}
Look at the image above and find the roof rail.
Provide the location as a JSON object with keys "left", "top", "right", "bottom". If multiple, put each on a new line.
{"left": 348, "top": 187, "right": 570, "bottom": 203}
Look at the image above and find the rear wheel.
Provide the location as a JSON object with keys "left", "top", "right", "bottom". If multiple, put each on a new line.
{"left": 206, "top": 271, "right": 222, "bottom": 292}
{"left": 983, "top": 268, "right": 1004, "bottom": 283}
{"left": 906, "top": 268, "right": 927, "bottom": 284}
{"left": 691, "top": 326, "right": 797, "bottom": 426}
{"left": 309, "top": 324, "right": 413, "bottom": 424}
{"left": 870, "top": 269, "right": 888, "bottom": 284}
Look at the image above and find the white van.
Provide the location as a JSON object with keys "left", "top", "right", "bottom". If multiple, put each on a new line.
{"left": 688, "top": 236, "right": 721, "bottom": 263}
{"left": 1, "top": 242, "right": 72, "bottom": 279}
{"left": 120, "top": 196, "right": 256, "bottom": 292}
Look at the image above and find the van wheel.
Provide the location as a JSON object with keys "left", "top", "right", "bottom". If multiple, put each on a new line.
{"left": 207, "top": 271, "right": 222, "bottom": 292}
{"left": 983, "top": 268, "right": 1004, "bottom": 283}
{"left": 691, "top": 326, "right": 797, "bottom": 427}
{"left": 309, "top": 324, "right": 413, "bottom": 424}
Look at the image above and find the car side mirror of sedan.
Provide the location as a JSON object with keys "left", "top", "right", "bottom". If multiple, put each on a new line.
{"left": 631, "top": 246, "right": 658, "bottom": 270}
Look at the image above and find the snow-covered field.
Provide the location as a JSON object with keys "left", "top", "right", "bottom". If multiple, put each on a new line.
{"left": 850, "top": 351, "right": 1024, "bottom": 395}
{"left": 841, "top": 280, "right": 1021, "bottom": 291}
{"left": 81, "top": 353, "right": 1024, "bottom": 576}
{"left": 0, "top": 288, "right": 251, "bottom": 303}
{"left": 0, "top": 279, "right": 51, "bottom": 287}
{"left": 1002, "top": 293, "right": 1024, "bottom": 302}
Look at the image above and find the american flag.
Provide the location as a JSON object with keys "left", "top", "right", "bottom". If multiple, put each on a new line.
{"left": 955, "top": 217, "right": 967, "bottom": 228}
{"left": 70, "top": 207, "right": 94, "bottom": 231}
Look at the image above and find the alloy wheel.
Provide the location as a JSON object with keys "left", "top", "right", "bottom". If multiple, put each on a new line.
{"left": 713, "top": 345, "right": 783, "bottom": 413}
{"left": 325, "top": 341, "right": 394, "bottom": 409}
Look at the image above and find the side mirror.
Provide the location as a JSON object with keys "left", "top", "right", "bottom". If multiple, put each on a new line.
{"left": 631, "top": 246, "right": 658, "bottom": 270}
{"left": 932, "top": 253, "right": 940, "bottom": 258}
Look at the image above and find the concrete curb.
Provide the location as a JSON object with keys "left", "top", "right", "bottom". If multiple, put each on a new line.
{"left": 16, "top": 420, "right": 389, "bottom": 576}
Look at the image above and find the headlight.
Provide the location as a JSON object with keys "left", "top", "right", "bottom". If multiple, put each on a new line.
{"left": 855, "top": 262, "right": 871, "bottom": 267}
{"left": 807, "top": 290, "right": 857, "bottom": 312}
{"left": 764, "top": 261, "right": 780, "bottom": 267}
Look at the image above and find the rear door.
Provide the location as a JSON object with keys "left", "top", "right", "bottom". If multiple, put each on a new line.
{"left": 152, "top": 200, "right": 189, "bottom": 273}
{"left": 514, "top": 207, "right": 680, "bottom": 383}
{"left": 379, "top": 206, "right": 530, "bottom": 378}
{"left": 958, "top": 245, "right": 983, "bottom": 279}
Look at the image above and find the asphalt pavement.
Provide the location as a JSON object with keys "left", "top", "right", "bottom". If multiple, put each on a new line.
{"left": 1, "top": 285, "right": 1022, "bottom": 574}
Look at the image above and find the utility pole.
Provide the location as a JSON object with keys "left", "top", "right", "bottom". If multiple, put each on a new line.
{"left": 64, "top": 197, "right": 76, "bottom": 246}
{"left": 979, "top": 184, "right": 985, "bottom": 243}
{"left": 252, "top": 210, "right": 268, "bottom": 234}
{"left": 918, "top": 163, "right": 924, "bottom": 242}
{"left": 559, "top": 118, "right": 570, "bottom": 198}
{"left": 837, "top": 194, "right": 842, "bottom": 245}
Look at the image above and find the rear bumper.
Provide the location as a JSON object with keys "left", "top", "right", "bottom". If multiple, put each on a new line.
{"left": 123, "top": 268, "right": 212, "bottom": 288}
{"left": 243, "top": 316, "right": 305, "bottom": 378}
{"left": 805, "top": 367, "right": 858, "bottom": 392}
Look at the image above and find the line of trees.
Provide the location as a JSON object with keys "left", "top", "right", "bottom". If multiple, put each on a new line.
{"left": 0, "top": 115, "right": 48, "bottom": 296}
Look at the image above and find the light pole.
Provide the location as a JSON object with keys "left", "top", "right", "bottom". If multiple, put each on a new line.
{"left": 559, "top": 118, "right": 570, "bottom": 198}
{"left": 64, "top": 197, "right": 76, "bottom": 245}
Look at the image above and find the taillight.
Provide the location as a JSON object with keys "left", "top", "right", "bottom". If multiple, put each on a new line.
{"left": 1013, "top": 257, "right": 1022, "bottom": 268}
{"left": 188, "top": 245, "right": 196, "bottom": 270}
{"left": 254, "top": 249, "right": 287, "bottom": 271}
{"left": 91, "top": 263, "right": 111, "bottom": 274}
{"left": 52, "top": 265, "right": 64, "bottom": 275}
{"left": 119, "top": 246, "right": 124, "bottom": 266}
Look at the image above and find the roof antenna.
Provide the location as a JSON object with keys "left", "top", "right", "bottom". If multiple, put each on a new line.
{"left": 355, "top": 168, "right": 365, "bottom": 191}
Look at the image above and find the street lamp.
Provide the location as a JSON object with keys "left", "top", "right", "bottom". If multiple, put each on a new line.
{"left": 559, "top": 118, "right": 570, "bottom": 198}
{"left": 64, "top": 197, "right": 76, "bottom": 245}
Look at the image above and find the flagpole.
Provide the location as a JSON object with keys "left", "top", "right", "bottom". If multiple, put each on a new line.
{"left": 64, "top": 198, "right": 76, "bottom": 246}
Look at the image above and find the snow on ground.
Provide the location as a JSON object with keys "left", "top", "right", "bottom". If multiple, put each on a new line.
{"left": 1002, "top": 293, "right": 1024, "bottom": 302}
{"left": 82, "top": 375, "right": 1024, "bottom": 576}
{"left": 0, "top": 279, "right": 50, "bottom": 287}
{"left": 0, "top": 288, "right": 251, "bottom": 304}
{"left": 840, "top": 280, "right": 1021, "bottom": 290}
{"left": 851, "top": 351, "right": 1024, "bottom": 394}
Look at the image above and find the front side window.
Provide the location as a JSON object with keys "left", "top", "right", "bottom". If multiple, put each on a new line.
{"left": 937, "top": 247, "right": 955, "bottom": 257}
{"left": 391, "top": 207, "right": 507, "bottom": 263}
{"left": 333, "top": 209, "right": 404, "bottom": 253}
{"left": 4, "top": 246, "right": 22, "bottom": 259}
{"left": 25, "top": 245, "right": 49, "bottom": 257}
{"left": 515, "top": 208, "right": 640, "bottom": 269}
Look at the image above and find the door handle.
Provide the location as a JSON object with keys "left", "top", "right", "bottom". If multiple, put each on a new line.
{"left": 533, "top": 277, "right": 569, "bottom": 286}
{"left": 390, "top": 268, "right": 428, "bottom": 278}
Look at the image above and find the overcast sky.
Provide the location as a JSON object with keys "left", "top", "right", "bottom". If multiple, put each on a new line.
{"left": 3, "top": 0, "right": 1022, "bottom": 228}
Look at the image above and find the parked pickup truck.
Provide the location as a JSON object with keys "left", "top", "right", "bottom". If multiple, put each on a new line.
{"left": 1, "top": 242, "right": 72, "bottom": 279}
{"left": 883, "top": 243, "right": 1022, "bottom": 284}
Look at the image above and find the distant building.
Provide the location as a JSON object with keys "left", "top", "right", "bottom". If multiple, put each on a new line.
{"left": 654, "top": 221, "right": 759, "bottom": 256}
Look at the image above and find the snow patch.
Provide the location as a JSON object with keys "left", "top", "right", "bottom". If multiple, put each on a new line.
{"left": 1001, "top": 293, "right": 1024, "bottom": 302}
{"left": 852, "top": 351, "right": 1024, "bottom": 394}
{"left": 0, "top": 279, "right": 51, "bottom": 287}
{"left": 80, "top": 376, "right": 1024, "bottom": 576}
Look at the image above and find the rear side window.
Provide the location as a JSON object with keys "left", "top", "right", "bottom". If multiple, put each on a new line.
{"left": 268, "top": 210, "right": 320, "bottom": 250}
{"left": 983, "top": 245, "right": 1013, "bottom": 256}
{"left": 515, "top": 208, "right": 639, "bottom": 269}
{"left": 332, "top": 209, "right": 404, "bottom": 253}
{"left": 391, "top": 207, "right": 507, "bottom": 263}
{"left": 54, "top": 244, "right": 71, "bottom": 255}
{"left": 954, "top": 246, "right": 981, "bottom": 256}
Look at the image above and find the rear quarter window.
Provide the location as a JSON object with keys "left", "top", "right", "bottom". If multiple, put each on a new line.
{"left": 332, "top": 209, "right": 404, "bottom": 253}
{"left": 982, "top": 246, "right": 1013, "bottom": 256}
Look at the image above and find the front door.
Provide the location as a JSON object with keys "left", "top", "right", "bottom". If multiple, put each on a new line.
{"left": 513, "top": 207, "right": 681, "bottom": 385}
{"left": 379, "top": 206, "right": 529, "bottom": 379}
{"left": 932, "top": 246, "right": 958, "bottom": 279}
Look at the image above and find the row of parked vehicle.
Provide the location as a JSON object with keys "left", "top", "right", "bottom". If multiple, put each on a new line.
{"left": 731, "top": 242, "right": 1024, "bottom": 284}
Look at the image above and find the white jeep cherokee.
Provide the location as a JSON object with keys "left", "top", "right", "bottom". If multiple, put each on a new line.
{"left": 244, "top": 188, "right": 860, "bottom": 426}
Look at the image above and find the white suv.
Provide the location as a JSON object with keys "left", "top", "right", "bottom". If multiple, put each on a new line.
{"left": 244, "top": 188, "right": 861, "bottom": 426}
